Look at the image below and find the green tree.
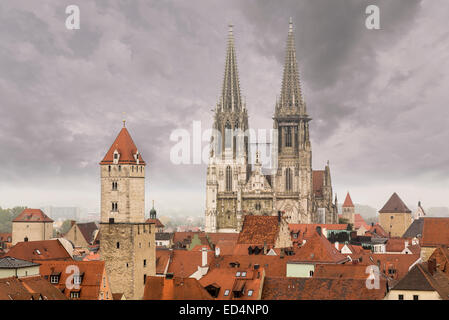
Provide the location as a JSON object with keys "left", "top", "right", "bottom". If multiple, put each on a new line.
{"left": 0, "top": 206, "right": 27, "bottom": 233}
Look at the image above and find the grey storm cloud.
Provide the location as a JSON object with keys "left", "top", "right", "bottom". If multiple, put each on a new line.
{"left": 0, "top": 0, "right": 448, "bottom": 215}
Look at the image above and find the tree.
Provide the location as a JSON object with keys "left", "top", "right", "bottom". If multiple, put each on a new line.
{"left": 0, "top": 206, "right": 26, "bottom": 233}
{"left": 59, "top": 220, "right": 74, "bottom": 235}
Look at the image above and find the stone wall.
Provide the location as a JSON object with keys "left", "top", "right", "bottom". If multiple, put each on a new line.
{"left": 12, "top": 221, "right": 53, "bottom": 245}
{"left": 99, "top": 222, "right": 156, "bottom": 300}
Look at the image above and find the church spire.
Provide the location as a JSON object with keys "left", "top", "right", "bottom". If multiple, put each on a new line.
{"left": 278, "top": 18, "right": 305, "bottom": 115}
{"left": 221, "top": 24, "right": 242, "bottom": 111}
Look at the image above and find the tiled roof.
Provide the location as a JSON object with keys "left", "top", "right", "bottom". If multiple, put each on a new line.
{"left": 356, "top": 253, "right": 420, "bottom": 282}
{"left": 100, "top": 127, "right": 145, "bottom": 165}
{"left": 167, "top": 249, "right": 214, "bottom": 278}
{"left": 290, "top": 232, "right": 348, "bottom": 264}
{"left": 354, "top": 214, "right": 370, "bottom": 230}
{"left": 77, "top": 222, "right": 98, "bottom": 245}
{"left": 215, "top": 240, "right": 239, "bottom": 255}
{"left": 312, "top": 171, "right": 324, "bottom": 197}
{"left": 146, "top": 218, "right": 165, "bottom": 229}
{"left": 13, "top": 209, "right": 53, "bottom": 223}
{"left": 199, "top": 265, "right": 265, "bottom": 300}
{"left": 261, "top": 276, "right": 387, "bottom": 300}
{"left": 385, "top": 238, "right": 415, "bottom": 252}
{"left": 172, "top": 232, "right": 207, "bottom": 247}
{"left": 421, "top": 218, "right": 449, "bottom": 247}
{"left": 39, "top": 260, "right": 108, "bottom": 300}
{"left": 343, "top": 192, "right": 354, "bottom": 207}
{"left": 237, "top": 216, "right": 279, "bottom": 245}
{"left": 112, "top": 293, "right": 124, "bottom": 300}
{"left": 143, "top": 277, "right": 212, "bottom": 300}
{"left": 313, "top": 263, "right": 374, "bottom": 280}
{"left": 7, "top": 240, "right": 73, "bottom": 262}
{"left": 156, "top": 232, "right": 173, "bottom": 241}
{"left": 0, "top": 256, "right": 40, "bottom": 269}
{"left": 379, "top": 192, "right": 411, "bottom": 213}
{"left": 403, "top": 218, "right": 424, "bottom": 238}
{"left": 0, "top": 276, "right": 67, "bottom": 300}
{"left": 156, "top": 249, "right": 171, "bottom": 274}
{"left": 366, "top": 223, "right": 389, "bottom": 238}
{"left": 289, "top": 223, "right": 348, "bottom": 246}
{"left": 210, "top": 255, "right": 288, "bottom": 278}
{"left": 206, "top": 233, "right": 239, "bottom": 245}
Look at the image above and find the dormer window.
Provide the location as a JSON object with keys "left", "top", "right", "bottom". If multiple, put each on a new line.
{"left": 74, "top": 273, "right": 84, "bottom": 285}
{"left": 50, "top": 272, "right": 61, "bottom": 284}
{"left": 113, "top": 150, "right": 120, "bottom": 164}
{"left": 247, "top": 290, "right": 253, "bottom": 297}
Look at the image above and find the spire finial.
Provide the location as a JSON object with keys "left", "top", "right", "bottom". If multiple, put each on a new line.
{"left": 289, "top": 17, "right": 293, "bottom": 32}
{"left": 152, "top": 199, "right": 155, "bottom": 208}
{"left": 122, "top": 112, "right": 126, "bottom": 127}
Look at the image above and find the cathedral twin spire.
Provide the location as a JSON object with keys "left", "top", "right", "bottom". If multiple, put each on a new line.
{"left": 218, "top": 19, "right": 306, "bottom": 117}
{"left": 277, "top": 18, "right": 306, "bottom": 116}
{"left": 220, "top": 25, "right": 243, "bottom": 112}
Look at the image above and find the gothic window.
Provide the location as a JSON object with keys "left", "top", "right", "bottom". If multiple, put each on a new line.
{"left": 285, "top": 168, "right": 292, "bottom": 191}
{"left": 112, "top": 202, "right": 118, "bottom": 212}
{"left": 285, "top": 127, "right": 292, "bottom": 147}
{"left": 108, "top": 165, "right": 111, "bottom": 172}
{"left": 225, "top": 121, "right": 232, "bottom": 149}
{"left": 226, "top": 166, "right": 232, "bottom": 191}
{"left": 112, "top": 182, "right": 117, "bottom": 191}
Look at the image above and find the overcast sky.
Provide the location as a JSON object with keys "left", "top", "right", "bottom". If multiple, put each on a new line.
{"left": 1, "top": 0, "right": 448, "bottom": 217}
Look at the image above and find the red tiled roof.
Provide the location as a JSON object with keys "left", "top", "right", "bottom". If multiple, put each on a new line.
{"left": 313, "top": 263, "right": 376, "bottom": 280}
{"left": 167, "top": 249, "right": 214, "bottom": 278}
{"left": 261, "top": 276, "right": 387, "bottom": 300}
{"left": 237, "top": 216, "right": 279, "bottom": 245}
{"left": 312, "top": 171, "right": 324, "bottom": 197}
{"left": 143, "top": 277, "right": 212, "bottom": 300}
{"left": 385, "top": 238, "right": 416, "bottom": 252}
{"left": 421, "top": 218, "right": 449, "bottom": 247}
{"left": 156, "top": 249, "right": 171, "bottom": 274}
{"left": 354, "top": 214, "right": 370, "bottom": 230}
{"left": 100, "top": 127, "right": 145, "bottom": 165}
{"left": 210, "top": 255, "right": 288, "bottom": 278}
{"left": 7, "top": 240, "right": 73, "bottom": 262}
{"left": 199, "top": 265, "right": 265, "bottom": 300}
{"left": 356, "top": 253, "right": 420, "bottom": 282}
{"left": 343, "top": 192, "right": 354, "bottom": 207}
{"left": 0, "top": 276, "right": 67, "bottom": 300}
{"left": 290, "top": 231, "right": 348, "bottom": 264}
{"left": 146, "top": 218, "right": 164, "bottom": 229}
{"left": 206, "top": 233, "right": 239, "bottom": 245}
{"left": 379, "top": 192, "right": 411, "bottom": 213}
{"left": 366, "top": 223, "right": 389, "bottom": 238}
{"left": 39, "top": 260, "right": 109, "bottom": 300}
{"left": 13, "top": 209, "right": 53, "bottom": 223}
{"left": 214, "top": 240, "right": 238, "bottom": 256}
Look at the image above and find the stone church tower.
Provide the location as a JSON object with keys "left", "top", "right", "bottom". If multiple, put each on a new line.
{"left": 272, "top": 18, "right": 313, "bottom": 224}
{"left": 205, "top": 25, "right": 250, "bottom": 232}
{"left": 205, "top": 20, "right": 338, "bottom": 233}
{"left": 99, "top": 122, "right": 156, "bottom": 299}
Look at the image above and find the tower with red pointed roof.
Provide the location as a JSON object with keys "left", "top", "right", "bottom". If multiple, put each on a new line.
{"left": 342, "top": 192, "right": 355, "bottom": 225}
{"left": 99, "top": 122, "right": 155, "bottom": 300}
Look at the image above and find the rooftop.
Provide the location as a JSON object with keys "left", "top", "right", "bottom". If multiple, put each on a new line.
{"left": 13, "top": 209, "right": 53, "bottom": 223}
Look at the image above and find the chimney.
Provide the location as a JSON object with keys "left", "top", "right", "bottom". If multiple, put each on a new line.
{"left": 201, "top": 247, "right": 208, "bottom": 267}
{"left": 335, "top": 241, "right": 339, "bottom": 251}
{"left": 316, "top": 226, "right": 322, "bottom": 236}
{"left": 404, "top": 240, "right": 409, "bottom": 248}
{"left": 263, "top": 241, "right": 267, "bottom": 255}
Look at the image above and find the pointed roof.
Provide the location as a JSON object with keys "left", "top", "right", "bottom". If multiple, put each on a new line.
{"left": 220, "top": 24, "right": 242, "bottom": 111}
{"left": 278, "top": 18, "right": 305, "bottom": 114}
{"left": 100, "top": 126, "right": 145, "bottom": 165}
{"left": 342, "top": 192, "right": 355, "bottom": 208}
{"left": 13, "top": 209, "right": 53, "bottom": 223}
{"left": 379, "top": 193, "right": 411, "bottom": 214}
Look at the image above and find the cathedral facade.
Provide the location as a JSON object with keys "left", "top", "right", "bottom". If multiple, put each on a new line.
{"left": 205, "top": 20, "right": 338, "bottom": 233}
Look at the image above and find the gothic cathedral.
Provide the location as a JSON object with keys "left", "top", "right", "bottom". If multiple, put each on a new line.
{"left": 205, "top": 20, "right": 338, "bottom": 232}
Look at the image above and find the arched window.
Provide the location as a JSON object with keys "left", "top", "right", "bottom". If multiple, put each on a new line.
{"left": 226, "top": 166, "right": 232, "bottom": 191}
{"left": 225, "top": 121, "right": 232, "bottom": 149}
{"left": 285, "top": 127, "right": 292, "bottom": 147}
{"left": 285, "top": 168, "right": 292, "bottom": 191}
